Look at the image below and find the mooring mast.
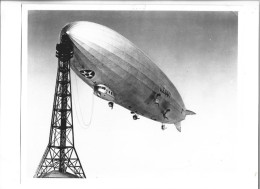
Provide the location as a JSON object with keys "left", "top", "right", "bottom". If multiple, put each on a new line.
{"left": 34, "top": 34, "right": 86, "bottom": 178}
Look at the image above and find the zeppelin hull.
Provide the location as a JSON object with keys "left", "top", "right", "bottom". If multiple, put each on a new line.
{"left": 62, "top": 21, "right": 187, "bottom": 124}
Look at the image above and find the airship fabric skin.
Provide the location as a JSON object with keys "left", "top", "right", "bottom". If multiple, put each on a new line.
{"left": 60, "top": 21, "right": 195, "bottom": 132}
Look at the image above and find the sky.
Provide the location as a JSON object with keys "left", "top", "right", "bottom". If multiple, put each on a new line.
{"left": 25, "top": 10, "right": 238, "bottom": 188}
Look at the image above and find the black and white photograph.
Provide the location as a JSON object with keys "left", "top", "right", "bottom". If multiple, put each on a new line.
{"left": 0, "top": 1, "right": 258, "bottom": 189}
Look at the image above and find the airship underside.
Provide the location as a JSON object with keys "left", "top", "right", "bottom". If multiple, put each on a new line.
{"left": 61, "top": 21, "right": 195, "bottom": 131}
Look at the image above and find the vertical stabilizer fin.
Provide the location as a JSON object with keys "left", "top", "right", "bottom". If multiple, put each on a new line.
{"left": 174, "top": 122, "right": 181, "bottom": 132}
{"left": 185, "top": 110, "right": 196, "bottom": 115}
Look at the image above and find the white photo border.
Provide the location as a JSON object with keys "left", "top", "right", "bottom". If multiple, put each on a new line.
{"left": 0, "top": 1, "right": 258, "bottom": 189}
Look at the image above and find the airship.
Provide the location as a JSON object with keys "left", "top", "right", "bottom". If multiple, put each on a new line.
{"left": 60, "top": 21, "right": 195, "bottom": 132}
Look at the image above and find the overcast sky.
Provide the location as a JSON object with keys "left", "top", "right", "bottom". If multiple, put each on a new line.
{"left": 25, "top": 10, "right": 238, "bottom": 188}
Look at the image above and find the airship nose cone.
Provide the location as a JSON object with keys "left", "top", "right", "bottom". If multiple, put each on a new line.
{"left": 59, "top": 21, "right": 116, "bottom": 45}
{"left": 60, "top": 21, "right": 94, "bottom": 36}
{"left": 60, "top": 22, "right": 79, "bottom": 38}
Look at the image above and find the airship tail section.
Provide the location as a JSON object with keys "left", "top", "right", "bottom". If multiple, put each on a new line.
{"left": 173, "top": 110, "right": 195, "bottom": 132}
{"left": 185, "top": 110, "right": 196, "bottom": 115}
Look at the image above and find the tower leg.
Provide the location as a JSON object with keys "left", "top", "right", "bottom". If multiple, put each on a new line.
{"left": 34, "top": 34, "right": 86, "bottom": 178}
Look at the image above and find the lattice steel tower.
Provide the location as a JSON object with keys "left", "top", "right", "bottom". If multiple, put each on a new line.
{"left": 34, "top": 34, "right": 86, "bottom": 178}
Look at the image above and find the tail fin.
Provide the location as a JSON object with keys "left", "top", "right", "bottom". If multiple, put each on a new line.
{"left": 185, "top": 110, "right": 196, "bottom": 115}
{"left": 174, "top": 122, "right": 181, "bottom": 132}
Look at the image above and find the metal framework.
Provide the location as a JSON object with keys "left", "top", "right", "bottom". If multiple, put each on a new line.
{"left": 34, "top": 34, "right": 86, "bottom": 178}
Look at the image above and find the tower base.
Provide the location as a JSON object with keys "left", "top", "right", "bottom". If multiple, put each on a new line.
{"left": 40, "top": 170, "right": 79, "bottom": 178}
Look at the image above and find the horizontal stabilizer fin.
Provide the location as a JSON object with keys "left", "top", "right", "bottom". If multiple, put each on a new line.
{"left": 174, "top": 122, "right": 181, "bottom": 132}
{"left": 186, "top": 110, "right": 196, "bottom": 115}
